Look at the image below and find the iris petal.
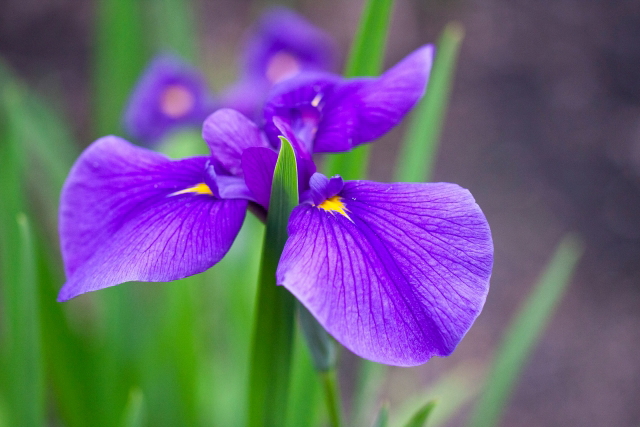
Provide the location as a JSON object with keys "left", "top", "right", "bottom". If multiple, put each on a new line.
{"left": 277, "top": 180, "right": 493, "bottom": 366}
{"left": 58, "top": 136, "right": 247, "bottom": 301}
{"left": 263, "top": 45, "right": 434, "bottom": 154}
{"left": 315, "top": 45, "right": 434, "bottom": 152}
{"left": 202, "top": 108, "right": 271, "bottom": 176}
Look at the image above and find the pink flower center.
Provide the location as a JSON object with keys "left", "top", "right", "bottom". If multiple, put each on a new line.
{"left": 266, "top": 51, "right": 301, "bottom": 84}
{"left": 160, "top": 84, "right": 195, "bottom": 118}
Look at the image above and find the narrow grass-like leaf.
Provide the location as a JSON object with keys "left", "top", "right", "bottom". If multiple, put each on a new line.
{"left": 323, "top": 0, "right": 394, "bottom": 180}
{"left": 343, "top": 0, "right": 393, "bottom": 78}
{"left": 319, "top": 370, "right": 343, "bottom": 427}
{"left": 248, "top": 137, "right": 299, "bottom": 427}
{"left": 298, "top": 304, "right": 336, "bottom": 373}
{"left": 395, "top": 22, "right": 464, "bottom": 183}
{"left": 36, "top": 241, "right": 96, "bottom": 427}
{"left": 94, "top": 0, "right": 147, "bottom": 135}
{"left": 206, "top": 215, "right": 262, "bottom": 426}
{"left": 467, "top": 235, "right": 584, "bottom": 427}
{"left": 372, "top": 404, "right": 389, "bottom": 427}
{"left": 1, "top": 72, "right": 95, "bottom": 427}
{"left": 393, "top": 363, "right": 483, "bottom": 427}
{"left": 298, "top": 304, "right": 342, "bottom": 426}
{"left": 0, "top": 59, "right": 78, "bottom": 239}
{"left": 146, "top": 0, "right": 198, "bottom": 60}
{"left": 121, "top": 389, "right": 146, "bottom": 427}
{"left": 135, "top": 281, "right": 202, "bottom": 427}
{"left": 402, "top": 400, "right": 437, "bottom": 427}
{"left": 0, "top": 58, "right": 77, "bottom": 188}
{"left": 350, "top": 360, "right": 387, "bottom": 427}
{"left": 1, "top": 214, "right": 45, "bottom": 427}
{"left": 286, "top": 329, "right": 323, "bottom": 427}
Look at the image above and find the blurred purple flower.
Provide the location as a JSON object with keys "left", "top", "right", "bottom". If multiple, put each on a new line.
{"left": 263, "top": 45, "right": 434, "bottom": 155}
{"left": 222, "top": 7, "right": 336, "bottom": 118}
{"left": 123, "top": 55, "right": 216, "bottom": 145}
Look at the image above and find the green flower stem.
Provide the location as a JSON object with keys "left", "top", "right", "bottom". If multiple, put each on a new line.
{"left": 320, "top": 370, "right": 342, "bottom": 427}
{"left": 247, "top": 138, "right": 299, "bottom": 427}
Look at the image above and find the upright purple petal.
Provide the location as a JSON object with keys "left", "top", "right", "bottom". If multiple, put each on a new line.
{"left": 263, "top": 72, "right": 342, "bottom": 149}
{"left": 123, "top": 55, "right": 216, "bottom": 145}
{"left": 277, "top": 179, "right": 493, "bottom": 366}
{"left": 315, "top": 45, "right": 434, "bottom": 152}
{"left": 58, "top": 136, "right": 247, "bottom": 301}
{"left": 263, "top": 45, "right": 434, "bottom": 154}
{"left": 202, "top": 108, "right": 271, "bottom": 176}
{"left": 241, "top": 147, "right": 278, "bottom": 209}
{"left": 345, "top": 44, "right": 434, "bottom": 144}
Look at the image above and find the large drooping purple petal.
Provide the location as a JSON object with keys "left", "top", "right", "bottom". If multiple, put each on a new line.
{"left": 263, "top": 45, "right": 434, "bottom": 154}
{"left": 58, "top": 136, "right": 247, "bottom": 301}
{"left": 202, "top": 108, "right": 271, "bottom": 176}
{"left": 123, "top": 55, "right": 216, "bottom": 145}
{"left": 277, "top": 180, "right": 493, "bottom": 366}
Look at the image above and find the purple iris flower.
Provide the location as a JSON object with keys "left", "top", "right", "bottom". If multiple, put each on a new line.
{"left": 58, "top": 108, "right": 493, "bottom": 367}
{"left": 206, "top": 111, "right": 493, "bottom": 366}
{"left": 263, "top": 44, "right": 434, "bottom": 155}
{"left": 123, "top": 55, "right": 216, "bottom": 145}
{"left": 221, "top": 7, "right": 336, "bottom": 119}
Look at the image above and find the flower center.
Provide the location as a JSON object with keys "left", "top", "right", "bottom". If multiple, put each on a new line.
{"left": 318, "top": 195, "right": 350, "bottom": 219}
{"left": 266, "top": 51, "right": 301, "bottom": 83}
{"left": 160, "top": 84, "right": 195, "bottom": 118}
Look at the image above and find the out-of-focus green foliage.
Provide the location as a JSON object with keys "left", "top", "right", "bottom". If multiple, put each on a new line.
{"left": 0, "top": 0, "right": 582, "bottom": 425}
{"left": 248, "top": 137, "right": 299, "bottom": 427}
{"left": 402, "top": 400, "right": 436, "bottom": 427}
{"left": 467, "top": 236, "right": 583, "bottom": 427}
{"left": 323, "top": 0, "right": 394, "bottom": 180}
{"left": 396, "top": 22, "right": 464, "bottom": 183}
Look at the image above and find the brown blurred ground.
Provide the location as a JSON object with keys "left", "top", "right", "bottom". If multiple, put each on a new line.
{"left": 1, "top": 0, "right": 639, "bottom": 425}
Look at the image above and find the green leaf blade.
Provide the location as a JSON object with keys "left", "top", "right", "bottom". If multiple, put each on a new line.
{"left": 94, "top": 0, "right": 147, "bottom": 136}
{"left": 343, "top": 0, "right": 394, "bottom": 78}
{"left": 395, "top": 22, "right": 464, "bottom": 183}
{"left": 248, "top": 137, "right": 299, "bottom": 427}
{"left": 403, "top": 400, "right": 437, "bottom": 427}
{"left": 467, "top": 235, "right": 584, "bottom": 427}
{"left": 2, "top": 215, "right": 45, "bottom": 427}
{"left": 323, "top": 0, "right": 395, "bottom": 180}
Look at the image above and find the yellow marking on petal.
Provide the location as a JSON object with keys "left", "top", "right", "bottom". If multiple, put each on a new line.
{"left": 318, "top": 195, "right": 351, "bottom": 220}
{"left": 169, "top": 182, "right": 213, "bottom": 197}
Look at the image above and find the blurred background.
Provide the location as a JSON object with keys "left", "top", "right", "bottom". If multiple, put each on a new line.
{"left": 1, "top": 0, "right": 639, "bottom": 426}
